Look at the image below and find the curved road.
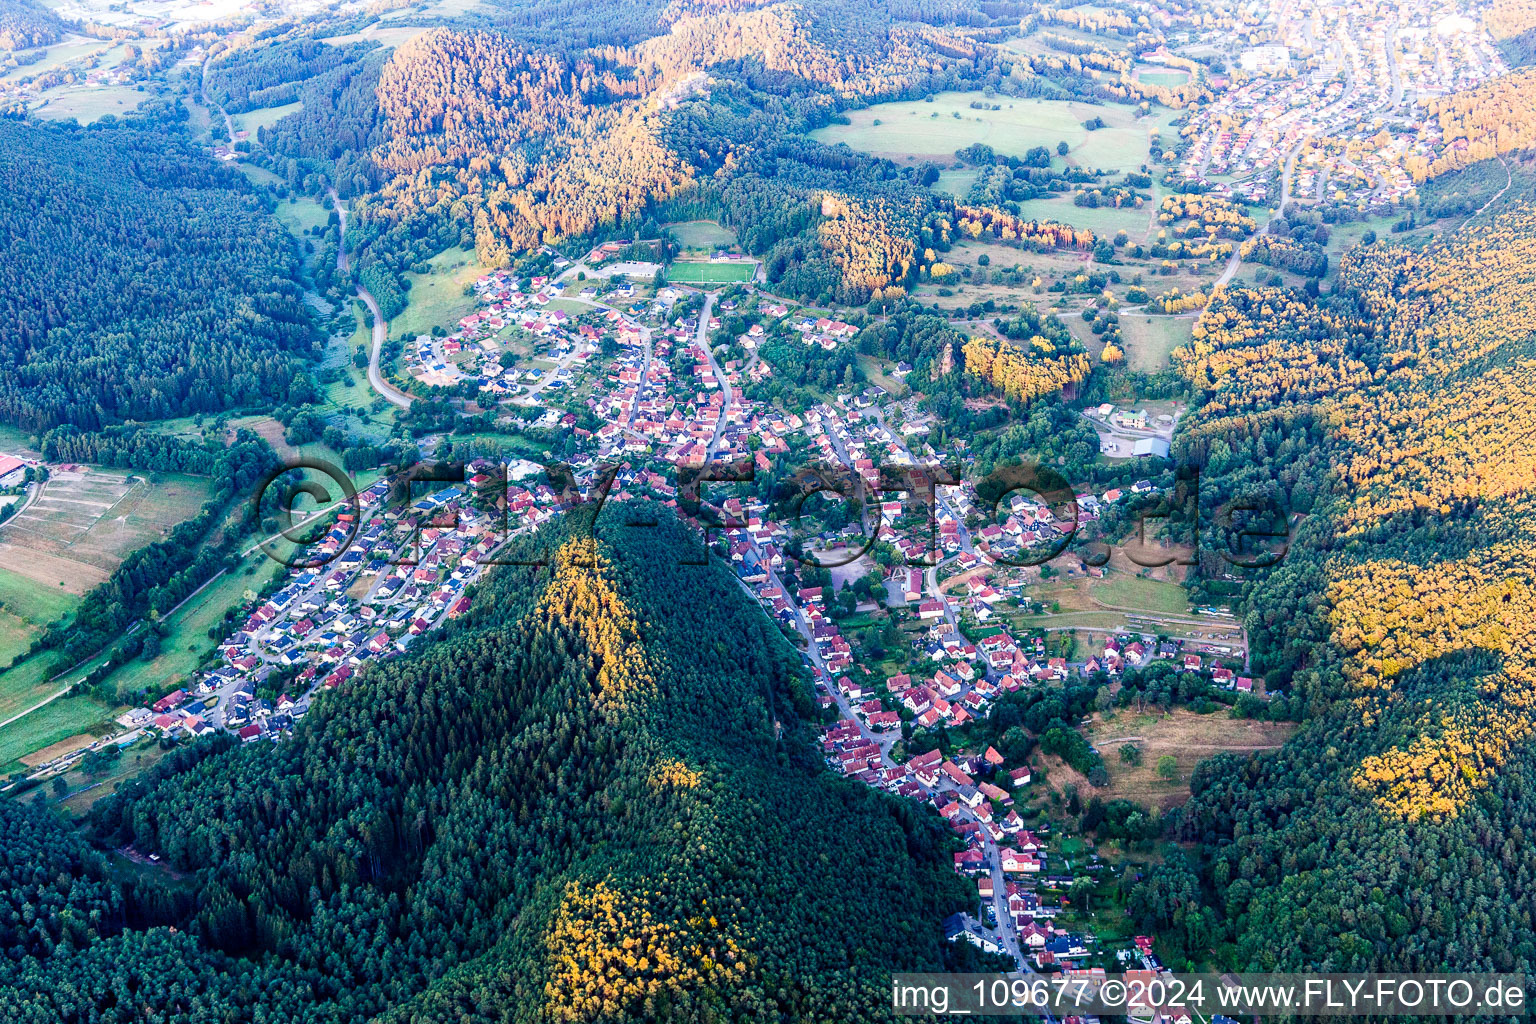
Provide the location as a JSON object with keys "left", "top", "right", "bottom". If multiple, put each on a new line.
{"left": 329, "top": 188, "right": 413, "bottom": 409}
{"left": 694, "top": 293, "right": 732, "bottom": 456}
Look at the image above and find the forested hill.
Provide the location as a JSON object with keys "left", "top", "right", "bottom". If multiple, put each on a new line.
{"left": 0, "top": 119, "right": 316, "bottom": 430}
{"left": 1, "top": 506, "right": 972, "bottom": 1022}
{"left": 0, "top": 0, "right": 65, "bottom": 51}
{"left": 1163, "top": 198, "right": 1536, "bottom": 971}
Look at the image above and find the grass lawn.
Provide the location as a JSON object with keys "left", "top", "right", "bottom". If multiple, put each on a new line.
{"left": 1080, "top": 708, "right": 1296, "bottom": 809}
{"left": 233, "top": 100, "right": 302, "bottom": 136}
{"left": 666, "top": 220, "right": 738, "bottom": 250}
{"left": 666, "top": 261, "right": 755, "bottom": 284}
{"left": 542, "top": 298, "right": 593, "bottom": 314}
{"left": 812, "top": 92, "right": 1178, "bottom": 173}
{"left": 1117, "top": 314, "right": 1193, "bottom": 371}
{"left": 856, "top": 354, "right": 910, "bottom": 397}
{"left": 34, "top": 85, "right": 147, "bottom": 123}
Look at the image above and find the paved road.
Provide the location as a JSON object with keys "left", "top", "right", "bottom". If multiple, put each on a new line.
{"left": 329, "top": 188, "right": 413, "bottom": 410}
{"left": 737, "top": 526, "right": 1047, "bottom": 972}
{"left": 200, "top": 57, "right": 236, "bottom": 146}
{"left": 693, "top": 293, "right": 731, "bottom": 456}
{"left": 624, "top": 325, "right": 654, "bottom": 427}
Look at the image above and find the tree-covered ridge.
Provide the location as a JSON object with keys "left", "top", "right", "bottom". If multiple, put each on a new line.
{"left": 0, "top": 0, "right": 64, "bottom": 51}
{"left": 618, "top": 0, "right": 955, "bottom": 98}
{"left": 0, "top": 119, "right": 316, "bottom": 429}
{"left": 1484, "top": 0, "right": 1536, "bottom": 65}
{"left": 247, "top": 0, "right": 1029, "bottom": 307}
{"left": 3, "top": 507, "right": 967, "bottom": 1021}
{"left": 1168, "top": 203, "right": 1536, "bottom": 971}
{"left": 205, "top": 36, "right": 380, "bottom": 113}
{"left": 365, "top": 29, "right": 692, "bottom": 261}
{"left": 1418, "top": 66, "right": 1536, "bottom": 178}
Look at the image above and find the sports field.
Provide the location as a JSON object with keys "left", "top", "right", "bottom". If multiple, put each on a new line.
{"left": 667, "top": 261, "right": 755, "bottom": 283}
{"left": 811, "top": 92, "right": 1180, "bottom": 171}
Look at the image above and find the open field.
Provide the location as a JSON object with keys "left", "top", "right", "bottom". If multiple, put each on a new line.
{"left": 1006, "top": 569, "right": 1193, "bottom": 618}
{"left": 233, "top": 99, "right": 301, "bottom": 136}
{"left": 34, "top": 85, "right": 147, "bottom": 122}
{"left": 1006, "top": 569, "right": 1239, "bottom": 644}
{"left": 236, "top": 163, "right": 283, "bottom": 187}
{"left": 1077, "top": 709, "right": 1296, "bottom": 808}
{"left": 667, "top": 261, "right": 755, "bottom": 283}
{"left": 1014, "top": 195, "right": 1151, "bottom": 239}
{"left": 934, "top": 168, "right": 978, "bottom": 196}
{"left": 391, "top": 247, "right": 495, "bottom": 341}
{"left": 0, "top": 467, "right": 210, "bottom": 594}
{"left": 666, "top": 220, "right": 738, "bottom": 250}
{"left": 20, "top": 730, "right": 99, "bottom": 767}
{"left": 856, "top": 354, "right": 910, "bottom": 397}
{"left": 320, "top": 24, "right": 431, "bottom": 47}
{"left": 2, "top": 37, "right": 105, "bottom": 82}
{"left": 0, "top": 651, "right": 68, "bottom": 723}
{"left": 273, "top": 195, "right": 332, "bottom": 239}
{"left": 812, "top": 92, "right": 1179, "bottom": 173}
{"left": 1134, "top": 67, "right": 1190, "bottom": 87}
{"left": 0, "top": 694, "right": 121, "bottom": 774}
{"left": 1089, "top": 573, "right": 1191, "bottom": 614}
{"left": 0, "top": 565, "right": 79, "bottom": 667}
{"left": 1117, "top": 314, "right": 1193, "bottom": 371}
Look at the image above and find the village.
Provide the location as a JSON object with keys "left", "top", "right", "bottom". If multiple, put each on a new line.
{"left": 1176, "top": 0, "right": 1510, "bottom": 209}
{"left": 10, "top": 244, "right": 1265, "bottom": 988}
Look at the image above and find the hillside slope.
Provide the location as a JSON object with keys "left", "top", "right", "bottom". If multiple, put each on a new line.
{"left": 1, "top": 507, "right": 971, "bottom": 1022}
{"left": 1167, "top": 200, "right": 1536, "bottom": 971}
